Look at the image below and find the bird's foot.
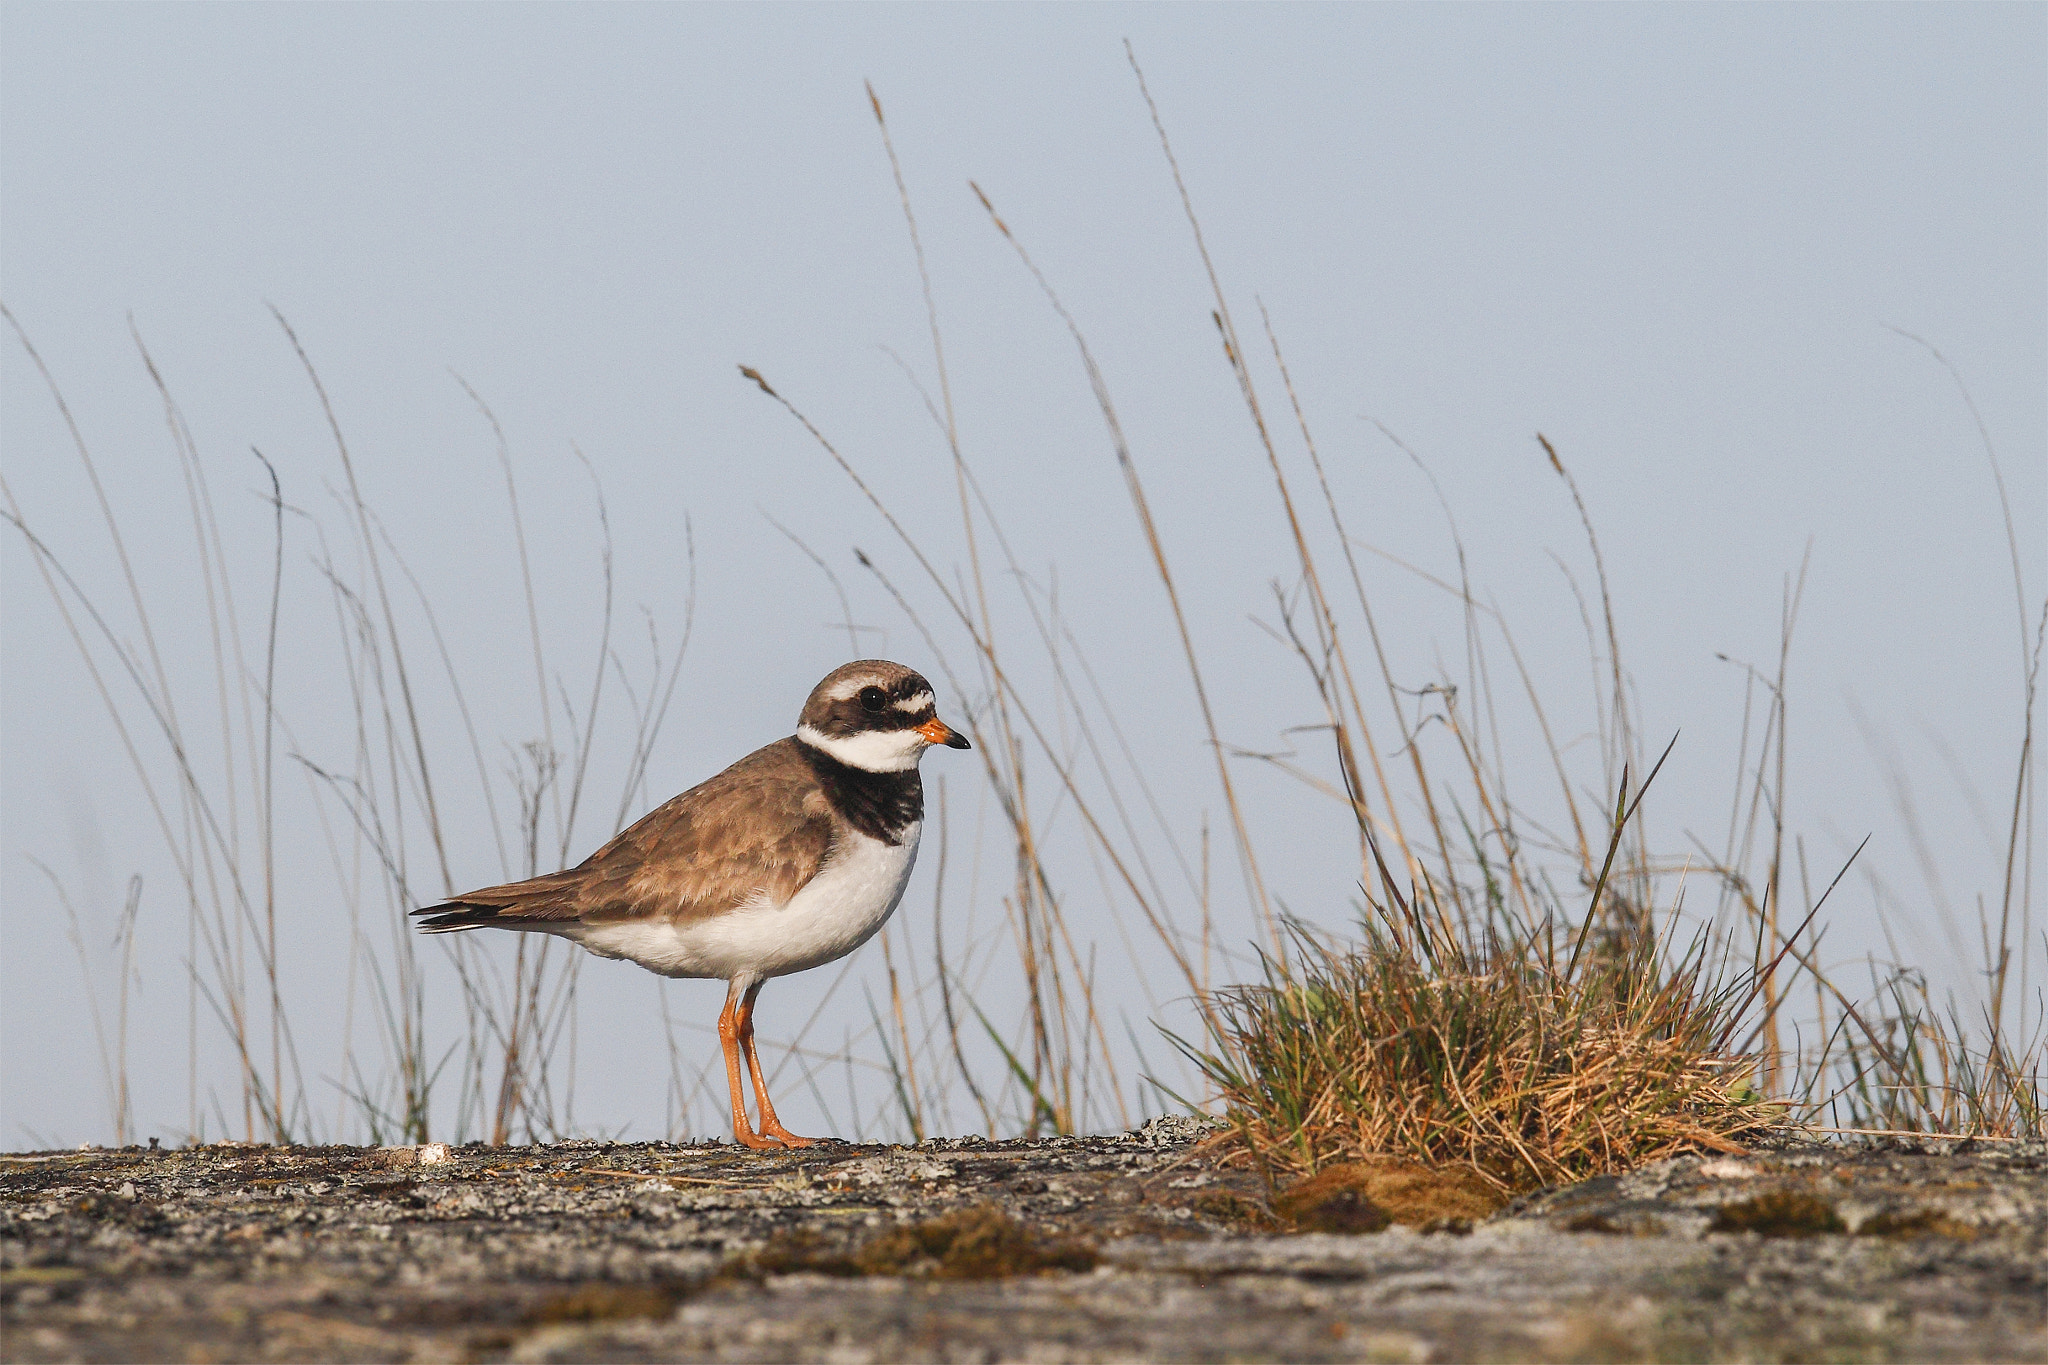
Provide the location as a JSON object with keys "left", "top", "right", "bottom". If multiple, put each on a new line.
{"left": 757, "top": 1121, "right": 816, "bottom": 1149}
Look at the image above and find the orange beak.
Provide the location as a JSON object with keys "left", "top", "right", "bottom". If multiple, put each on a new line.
{"left": 916, "top": 717, "right": 972, "bottom": 750}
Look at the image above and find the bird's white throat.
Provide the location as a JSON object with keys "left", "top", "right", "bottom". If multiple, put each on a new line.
{"left": 795, "top": 723, "right": 926, "bottom": 773}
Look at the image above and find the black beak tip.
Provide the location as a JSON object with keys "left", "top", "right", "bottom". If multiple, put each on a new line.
{"left": 947, "top": 731, "right": 972, "bottom": 750}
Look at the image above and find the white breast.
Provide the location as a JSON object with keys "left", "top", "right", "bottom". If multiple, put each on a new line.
{"left": 570, "top": 822, "right": 921, "bottom": 983}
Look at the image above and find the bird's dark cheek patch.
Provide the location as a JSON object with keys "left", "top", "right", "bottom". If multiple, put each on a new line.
{"left": 823, "top": 707, "right": 921, "bottom": 738}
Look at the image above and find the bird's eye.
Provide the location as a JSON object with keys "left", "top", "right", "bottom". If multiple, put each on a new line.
{"left": 858, "top": 686, "right": 887, "bottom": 714}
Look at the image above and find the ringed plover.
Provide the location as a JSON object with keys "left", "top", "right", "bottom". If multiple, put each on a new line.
{"left": 414, "top": 660, "right": 970, "bottom": 1149}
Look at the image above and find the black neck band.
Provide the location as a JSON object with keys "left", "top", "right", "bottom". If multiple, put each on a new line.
{"left": 796, "top": 739, "right": 923, "bottom": 845}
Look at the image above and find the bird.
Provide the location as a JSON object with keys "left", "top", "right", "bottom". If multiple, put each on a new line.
{"left": 412, "top": 659, "right": 971, "bottom": 1149}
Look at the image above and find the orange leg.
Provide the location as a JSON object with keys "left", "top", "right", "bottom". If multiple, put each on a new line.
{"left": 737, "top": 981, "right": 815, "bottom": 1148}
{"left": 717, "top": 982, "right": 782, "bottom": 1150}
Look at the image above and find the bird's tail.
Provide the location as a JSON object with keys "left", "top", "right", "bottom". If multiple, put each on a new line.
{"left": 412, "top": 903, "right": 518, "bottom": 934}
{"left": 412, "top": 869, "right": 586, "bottom": 935}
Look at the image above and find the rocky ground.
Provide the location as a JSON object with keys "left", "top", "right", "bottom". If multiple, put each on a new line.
{"left": 3, "top": 1118, "right": 2043, "bottom": 1363}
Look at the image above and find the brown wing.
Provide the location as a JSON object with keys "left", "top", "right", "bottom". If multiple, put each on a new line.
{"left": 413, "top": 738, "right": 834, "bottom": 933}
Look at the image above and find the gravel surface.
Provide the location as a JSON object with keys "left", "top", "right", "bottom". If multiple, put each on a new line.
{"left": 4, "top": 1119, "right": 2043, "bottom": 1362}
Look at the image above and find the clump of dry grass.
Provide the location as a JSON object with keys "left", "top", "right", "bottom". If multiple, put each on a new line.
{"left": 1188, "top": 908, "right": 1781, "bottom": 1194}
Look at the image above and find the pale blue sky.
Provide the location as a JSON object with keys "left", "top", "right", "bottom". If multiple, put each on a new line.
{"left": 4, "top": 4, "right": 2042, "bottom": 1145}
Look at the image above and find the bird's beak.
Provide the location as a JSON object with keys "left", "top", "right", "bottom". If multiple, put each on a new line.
{"left": 916, "top": 717, "right": 972, "bottom": 750}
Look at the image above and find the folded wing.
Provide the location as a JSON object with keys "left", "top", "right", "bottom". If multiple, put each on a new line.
{"left": 412, "top": 738, "right": 834, "bottom": 934}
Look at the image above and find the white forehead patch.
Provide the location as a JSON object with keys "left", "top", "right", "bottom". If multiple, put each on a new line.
{"left": 892, "top": 691, "right": 934, "bottom": 714}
